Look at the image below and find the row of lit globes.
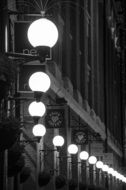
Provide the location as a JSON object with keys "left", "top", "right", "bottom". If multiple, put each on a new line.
{"left": 27, "top": 71, "right": 126, "bottom": 184}
{"left": 28, "top": 71, "right": 51, "bottom": 137}
{"left": 53, "top": 139, "right": 126, "bottom": 184}
{"left": 26, "top": 17, "right": 126, "bottom": 184}
{"left": 27, "top": 17, "right": 59, "bottom": 136}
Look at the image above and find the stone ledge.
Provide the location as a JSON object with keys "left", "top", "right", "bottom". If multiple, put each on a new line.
{"left": 73, "top": 89, "right": 83, "bottom": 106}
{"left": 46, "top": 61, "right": 63, "bottom": 85}
{"left": 90, "top": 108, "right": 96, "bottom": 121}
{"left": 63, "top": 77, "right": 73, "bottom": 96}
{"left": 83, "top": 100, "right": 91, "bottom": 113}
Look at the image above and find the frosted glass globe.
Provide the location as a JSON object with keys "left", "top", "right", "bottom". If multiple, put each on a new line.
{"left": 107, "top": 168, "right": 114, "bottom": 174}
{"left": 32, "top": 124, "right": 46, "bottom": 137}
{"left": 28, "top": 101, "right": 46, "bottom": 117}
{"left": 96, "top": 161, "right": 103, "bottom": 169}
{"left": 67, "top": 144, "right": 78, "bottom": 154}
{"left": 121, "top": 176, "right": 126, "bottom": 182}
{"left": 27, "top": 18, "right": 59, "bottom": 48}
{"left": 79, "top": 151, "right": 89, "bottom": 160}
{"left": 102, "top": 164, "right": 109, "bottom": 172}
{"left": 119, "top": 174, "right": 125, "bottom": 181}
{"left": 112, "top": 170, "right": 118, "bottom": 177}
{"left": 115, "top": 172, "right": 120, "bottom": 179}
{"left": 29, "top": 72, "right": 51, "bottom": 92}
{"left": 113, "top": 171, "right": 118, "bottom": 178}
{"left": 88, "top": 156, "right": 97, "bottom": 165}
{"left": 52, "top": 135, "right": 64, "bottom": 147}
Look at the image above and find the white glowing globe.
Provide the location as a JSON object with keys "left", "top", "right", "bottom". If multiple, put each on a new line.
{"left": 88, "top": 156, "right": 97, "bottom": 165}
{"left": 96, "top": 161, "right": 103, "bottom": 169}
{"left": 114, "top": 171, "right": 119, "bottom": 178}
{"left": 29, "top": 72, "right": 51, "bottom": 92}
{"left": 79, "top": 151, "right": 89, "bottom": 160}
{"left": 107, "top": 167, "right": 114, "bottom": 174}
{"left": 27, "top": 18, "right": 59, "bottom": 48}
{"left": 112, "top": 170, "right": 118, "bottom": 177}
{"left": 102, "top": 164, "right": 109, "bottom": 172}
{"left": 122, "top": 176, "right": 126, "bottom": 182}
{"left": 117, "top": 173, "right": 121, "bottom": 180}
{"left": 120, "top": 174, "right": 124, "bottom": 181}
{"left": 124, "top": 177, "right": 126, "bottom": 183}
{"left": 67, "top": 144, "right": 78, "bottom": 155}
{"left": 120, "top": 175, "right": 125, "bottom": 182}
{"left": 28, "top": 101, "right": 46, "bottom": 117}
{"left": 115, "top": 172, "right": 120, "bottom": 179}
{"left": 32, "top": 124, "right": 46, "bottom": 137}
{"left": 52, "top": 135, "right": 64, "bottom": 147}
{"left": 111, "top": 169, "right": 117, "bottom": 176}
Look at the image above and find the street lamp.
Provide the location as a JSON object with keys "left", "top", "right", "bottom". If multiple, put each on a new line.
{"left": 52, "top": 135, "right": 65, "bottom": 177}
{"left": 28, "top": 71, "right": 51, "bottom": 93}
{"left": 96, "top": 161, "right": 104, "bottom": 185}
{"left": 27, "top": 18, "right": 59, "bottom": 48}
{"left": 27, "top": 17, "right": 59, "bottom": 60}
{"left": 102, "top": 164, "right": 109, "bottom": 172}
{"left": 112, "top": 170, "right": 118, "bottom": 177}
{"left": 102, "top": 164, "right": 109, "bottom": 189}
{"left": 88, "top": 156, "right": 97, "bottom": 185}
{"left": 79, "top": 151, "right": 89, "bottom": 161}
{"left": 28, "top": 101, "right": 46, "bottom": 117}
{"left": 52, "top": 135, "right": 65, "bottom": 148}
{"left": 88, "top": 156, "right": 97, "bottom": 165}
{"left": 107, "top": 167, "right": 114, "bottom": 175}
{"left": 96, "top": 161, "right": 104, "bottom": 169}
{"left": 32, "top": 124, "right": 46, "bottom": 137}
{"left": 67, "top": 144, "right": 78, "bottom": 155}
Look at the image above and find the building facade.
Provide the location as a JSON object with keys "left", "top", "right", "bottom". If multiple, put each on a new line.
{"left": 0, "top": 0, "right": 126, "bottom": 190}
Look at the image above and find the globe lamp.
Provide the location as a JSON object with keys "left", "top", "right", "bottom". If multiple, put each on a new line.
{"left": 102, "top": 164, "right": 109, "bottom": 172}
{"left": 29, "top": 72, "right": 51, "bottom": 93}
{"left": 27, "top": 18, "right": 59, "bottom": 48}
{"left": 88, "top": 156, "right": 97, "bottom": 165}
{"left": 79, "top": 151, "right": 89, "bottom": 161}
{"left": 52, "top": 135, "right": 64, "bottom": 147}
{"left": 32, "top": 124, "right": 46, "bottom": 137}
{"left": 28, "top": 101, "right": 46, "bottom": 117}
{"left": 67, "top": 144, "right": 78, "bottom": 155}
{"left": 96, "top": 161, "right": 104, "bottom": 169}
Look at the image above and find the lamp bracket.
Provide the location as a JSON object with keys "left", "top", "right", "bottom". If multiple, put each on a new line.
{"left": 40, "top": 146, "right": 63, "bottom": 155}
{"left": 8, "top": 95, "right": 34, "bottom": 101}
{"left": 40, "top": 147, "right": 62, "bottom": 153}
{"left": 5, "top": 52, "right": 46, "bottom": 65}
{"left": 20, "top": 137, "right": 41, "bottom": 144}
{"left": 40, "top": 149, "right": 57, "bottom": 152}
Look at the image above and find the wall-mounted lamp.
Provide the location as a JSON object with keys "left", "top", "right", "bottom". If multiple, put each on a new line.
{"left": 67, "top": 144, "right": 78, "bottom": 155}
{"left": 88, "top": 156, "right": 97, "bottom": 165}
{"left": 28, "top": 71, "right": 51, "bottom": 93}
{"left": 102, "top": 164, "right": 109, "bottom": 172}
{"left": 96, "top": 161, "right": 104, "bottom": 169}
{"left": 40, "top": 135, "right": 65, "bottom": 153}
{"left": 79, "top": 151, "right": 89, "bottom": 161}
{"left": 28, "top": 101, "right": 46, "bottom": 117}
{"left": 112, "top": 170, "right": 118, "bottom": 178}
{"left": 32, "top": 124, "right": 46, "bottom": 137}
{"left": 27, "top": 18, "right": 59, "bottom": 48}
{"left": 107, "top": 167, "right": 114, "bottom": 175}
{"left": 28, "top": 67, "right": 51, "bottom": 126}
{"left": 27, "top": 17, "right": 59, "bottom": 60}
{"left": 52, "top": 135, "right": 65, "bottom": 148}
{"left": 28, "top": 101, "right": 46, "bottom": 124}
